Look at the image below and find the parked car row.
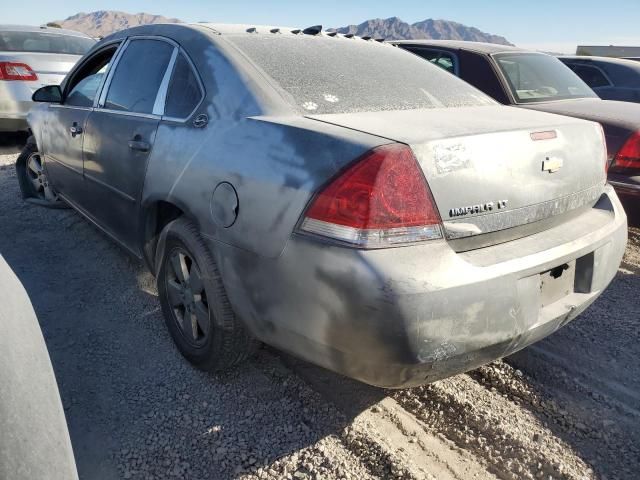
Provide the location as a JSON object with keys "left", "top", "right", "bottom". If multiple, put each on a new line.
{"left": 394, "top": 40, "right": 640, "bottom": 203}
{"left": 0, "top": 25, "right": 95, "bottom": 132}
{"left": 3, "top": 24, "right": 630, "bottom": 387}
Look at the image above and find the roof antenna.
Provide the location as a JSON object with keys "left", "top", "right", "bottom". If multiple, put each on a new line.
{"left": 270, "top": 28, "right": 281, "bottom": 34}
{"left": 246, "top": 27, "right": 257, "bottom": 33}
{"left": 303, "top": 25, "right": 322, "bottom": 35}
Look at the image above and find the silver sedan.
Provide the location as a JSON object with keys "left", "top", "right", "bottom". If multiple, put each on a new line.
{"left": 19, "top": 24, "right": 627, "bottom": 387}
{"left": 0, "top": 25, "right": 94, "bottom": 132}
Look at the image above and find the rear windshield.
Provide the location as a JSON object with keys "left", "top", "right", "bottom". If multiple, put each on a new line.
{"left": 227, "top": 35, "right": 495, "bottom": 114}
{"left": 0, "top": 31, "right": 94, "bottom": 55}
{"left": 494, "top": 52, "right": 597, "bottom": 103}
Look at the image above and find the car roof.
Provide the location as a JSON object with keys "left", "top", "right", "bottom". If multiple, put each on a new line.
{"left": 0, "top": 24, "right": 91, "bottom": 38}
{"left": 392, "top": 39, "right": 525, "bottom": 55}
{"left": 559, "top": 55, "right": 640, "bottom": 68}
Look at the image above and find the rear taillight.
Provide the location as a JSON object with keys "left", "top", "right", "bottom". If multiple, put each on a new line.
{"left": 299, "top": 143, "right": 443, "bottom": 248}
{"left": 610, "top": 131, "right": 640, "bottom": 173}
{"left": 0, "top": 62, "right": 38, "bottom": 81}
{"left": 598, "top": 124, "right": 609, "bottom": 174}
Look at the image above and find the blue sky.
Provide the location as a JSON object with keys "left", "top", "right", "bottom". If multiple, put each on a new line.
{"left": 4, "top": 0, "right": 640, "bottom": 53}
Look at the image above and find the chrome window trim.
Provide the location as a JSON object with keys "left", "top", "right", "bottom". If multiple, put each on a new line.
{"left": 97, "top": 35, "right": 179, "bottom": 115}
{"left": 97, "top": 38, "right": 131, "bottom": 108}
{"left": 92, "top": 108, "right": 161, "bottom": 120}
{"left": 49, "top": 105, "right": 93, "bottom": 112}
{"left": 153, "top": 47, "right": 179, "bottom": 115}
{"left": 161, "top": 47, "right": 206, "bottom": 123}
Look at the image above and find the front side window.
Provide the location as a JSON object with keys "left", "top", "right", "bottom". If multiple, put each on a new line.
{"left": 164, "top": 53, "right": 203, "bottom": 119}
{"left": 104, "top": 39, "right": 174, "bottom": 114}
{"left": 65, "top": 46, "right": 118, "bottom": 107}
{"left": 571, "top": 65, "right": 611, "bottom": 88}
{"left": 494, "top": 53, "right": 597, "bottom": 103}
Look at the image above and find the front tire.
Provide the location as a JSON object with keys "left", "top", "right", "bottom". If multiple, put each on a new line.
{"left": 156, "top": 218, "right": 256, "bottom": 371}
{"left": 15, "top": 141, "right": 67, "bottom": 209}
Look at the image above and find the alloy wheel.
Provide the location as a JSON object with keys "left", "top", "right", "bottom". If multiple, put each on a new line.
{"left": 26, "top": 152, "right": 59, "bottom": 203}
{"left": 165, "top": 248, "right": 211, "bottom": 347}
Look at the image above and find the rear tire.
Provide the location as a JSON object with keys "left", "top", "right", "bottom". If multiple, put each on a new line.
{"left": 156, "top": 218, "right": 256, "bottom": 371}
{"left": 15, "top": 140, "right": 68, "bottom": 209}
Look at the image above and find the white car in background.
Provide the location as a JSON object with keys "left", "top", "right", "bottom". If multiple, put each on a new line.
{"left": 0, "top": 25, "right": 94, "bottom": 132}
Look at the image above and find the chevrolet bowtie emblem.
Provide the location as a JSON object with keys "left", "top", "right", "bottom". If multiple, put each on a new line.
{"left": 542, "top": 156, "right": 563, "bottom": 173}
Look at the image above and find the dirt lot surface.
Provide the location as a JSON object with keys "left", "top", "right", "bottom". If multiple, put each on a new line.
{"left": 1, "top": 135, "right": 638, "bottom": 480}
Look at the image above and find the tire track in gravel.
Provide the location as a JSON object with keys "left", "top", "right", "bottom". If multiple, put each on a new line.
{"left": 393, "top": 373, "right": 594, "bottom": 480}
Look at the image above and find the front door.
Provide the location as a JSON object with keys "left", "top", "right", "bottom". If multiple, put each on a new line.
{"left": 43, "top": 44, "right": 121, "bottom": 204}
{"left": 42, "top": 105, "right": 91, "bottom": 203}
{"left": 81, "top": 38, "right": 175, "bottom": 253}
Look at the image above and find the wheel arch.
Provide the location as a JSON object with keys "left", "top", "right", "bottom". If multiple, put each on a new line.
{"left": 141, "top": 198, "right": 203, "bottom": 274}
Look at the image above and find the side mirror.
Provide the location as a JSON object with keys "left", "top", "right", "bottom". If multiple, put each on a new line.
{"left": 32, "top": 85, "right": 62, "bottom": 104}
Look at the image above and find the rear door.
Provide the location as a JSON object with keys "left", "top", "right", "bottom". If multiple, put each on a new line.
{"left": 81, "top": 38, "right": 176, "bottom": 253}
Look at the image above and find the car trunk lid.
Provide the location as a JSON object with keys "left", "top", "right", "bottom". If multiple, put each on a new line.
{"left": 307, "top": 106, "right": 607, "bottom": 249}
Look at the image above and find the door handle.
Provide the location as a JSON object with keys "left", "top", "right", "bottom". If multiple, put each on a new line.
{"left": 128, "top": 140, "right": 150, "bottom": 152}
{"left": 69, "top": 122, "right": 83, "bottom": 136}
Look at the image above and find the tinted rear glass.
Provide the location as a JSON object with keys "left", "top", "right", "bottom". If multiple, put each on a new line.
{"left": 494, "top": 53, "right": 597, "bottom": 103}
{"left": 0, "top": 31, "right": 94, "bottom": 55}
{"left": 165, "top": 54, "right": 202, "bottom": 118}
{"left": 227, "top": 35, "right": 494, "bottom": 114}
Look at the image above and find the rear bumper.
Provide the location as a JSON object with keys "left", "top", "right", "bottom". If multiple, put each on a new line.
{"left": 215, "top": 185, "right": 627, "bottom": 388}
{"left": 0, "top": 81, "right": 34, "bottom": 132}
{"left": 609, "top": 175, "right": 640, "bottom": 201}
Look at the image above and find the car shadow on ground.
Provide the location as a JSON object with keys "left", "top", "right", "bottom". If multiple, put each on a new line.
{"left": 0, "top": 159, "right": 387, "bottom": 478}
{"left": 0, "top": 132, "right": 26, "bottom": 155}
{"left": 502, "top": 270, "right": 640, "bottom": 479}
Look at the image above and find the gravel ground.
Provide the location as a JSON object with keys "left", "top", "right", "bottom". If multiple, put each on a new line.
{"left": 1, "top": 135, "right": 638, "bottom": 480}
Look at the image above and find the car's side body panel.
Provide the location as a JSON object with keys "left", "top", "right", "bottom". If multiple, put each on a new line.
{"left": 144, "top": 116, "right": 384, "bottom": 259}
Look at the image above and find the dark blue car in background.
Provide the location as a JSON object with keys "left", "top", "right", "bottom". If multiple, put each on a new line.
{"left": 559, "top": 55, "right": 640, "bottom": 104}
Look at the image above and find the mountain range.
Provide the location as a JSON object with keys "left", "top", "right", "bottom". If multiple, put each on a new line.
{"left": 332, "top": 17, "right": 512, "bottom": 45}
{"left": 53, "top": 11, "right": 512, "bottom": 45}
{"left": 54, "top": 11, "right": 181, "bottom": 38}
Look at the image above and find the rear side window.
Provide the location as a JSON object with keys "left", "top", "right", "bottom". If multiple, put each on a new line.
{"left": 571, "top": 65, "right": 611, "bottom": 88}
{"left": 227, "top": 35, "right": 494, "bottom": 114}
{"left": 458, "top": 52, "right": 510, "bottom": 104}
{"left": 0, "top": 31, "right": 94, "bottom": 55}
{"left": 404, "top": 47, "right": 457, "bottom": 74}
{"left": 104, "top": 39, "right": 174, "bottom": 114}
{"left": 164, "top": 53, "right": 202, "bottom": 119}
